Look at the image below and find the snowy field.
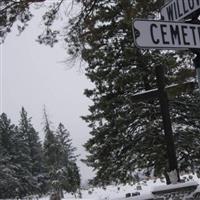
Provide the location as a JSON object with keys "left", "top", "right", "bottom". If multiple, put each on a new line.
{"left": 39, "top": 175, "right": 200, "bottom": 200}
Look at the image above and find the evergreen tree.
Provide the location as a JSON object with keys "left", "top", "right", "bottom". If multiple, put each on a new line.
{"left": 0, "top": 113, "right": 20, "bottom": 198}
{"left": 66, "top": 162, "right": 81, "bottom": 194}
{"left": 56, "top": 123, "right": 77, "bottom": 163}
{"left": 65, "top": 0, "right": 200, "bottom": 185}
{"left": 43, "top": 110, "right": 81, "bottom": 195}
{"left": 43, "top": 108, "right": 62, "bottom": 192}
{"left": 56, "top": 123, "right": 80, "bottom": 194}
{"left": 0, "top": 0, "right": 32, "bottom": 43}
{"left": 0, "top": 0, "right": 47, "bottom": 43}
{"left": 0, "top": 108, "right": 44, "bottom": 197}
{"left": 14, "top": 108, "right": 34, "bottom": 197}
{"left": 0, "top": 0, "right": 63, "bottom": 45}
{"left": 0, "top": 112, "right": 46, "bottom": 198}
{"left": 18, "top": 107, "right": 44, "bottom": 195}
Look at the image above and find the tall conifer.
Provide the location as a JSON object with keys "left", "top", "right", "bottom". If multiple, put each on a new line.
{"left": 42, "top": 108, "right": 69, "bottom": 195}
{"left": 56, "top": 123, "right": 80, "bottom": 194}
{"left": 18, "top": 107, "right": 44, "bottom": 194}
{"left": 0, "top": 113, "right": 19, "bottom": 198}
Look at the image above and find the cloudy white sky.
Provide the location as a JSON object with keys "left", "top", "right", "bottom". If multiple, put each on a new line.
{"left": 0, "top": 3, "right": 94, "bottom": 182}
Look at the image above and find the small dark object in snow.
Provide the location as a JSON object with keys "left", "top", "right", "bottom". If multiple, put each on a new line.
{"left": 88, "top": 190, "right": 92, "bottom": 194}
{"left": 50, "top": 192, "right": 61, "bottom": 200}
{"left": 136, "top": 185, "right": 142, "bottom": 190}
{"left": 126, "top": 192, "right": 140, "bottom": 198}
{"left": 125, "top": 193, "right": 131, "bottom": 198}
{"left": 132, "top": 192, "right": 140, "bottom": 196}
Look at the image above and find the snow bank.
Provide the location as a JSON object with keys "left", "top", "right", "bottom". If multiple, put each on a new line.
{"left": 39, "top": 175, "right": 200, "bottom": 200}
{"left": 152, "top": 181, "right": 199, "bottom": 193}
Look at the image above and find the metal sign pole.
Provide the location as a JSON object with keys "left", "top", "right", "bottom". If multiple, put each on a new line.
{"left": 155, "top": 65, "right": 180, "bottom": 183}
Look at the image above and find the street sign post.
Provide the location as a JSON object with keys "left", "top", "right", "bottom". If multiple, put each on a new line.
{"left": 161, "top": 0, "right": 200, "bottom": 21}
{"left": 132, "top": 0, "right": 200, "bottom": 185}
{"left": 133, "top": 19, "right": 200, "bottom": 49}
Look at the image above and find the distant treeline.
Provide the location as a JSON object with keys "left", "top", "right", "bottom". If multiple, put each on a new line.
{"left": 0, "top": 107, "right": 81, "bottom": 199}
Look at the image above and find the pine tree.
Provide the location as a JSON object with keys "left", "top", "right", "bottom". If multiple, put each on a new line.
{"left": 65, "top": 0, "right": 200, "bottom": 185}
{"left": 56, "top": 123, "right": 77, "bottom": 163}
{"left": 0, "top": 113, "right": 20, "bottom": 198}
{"left": 67, "top": 162, "right": 81, "bottom": 194}
{"left": 43, "top": 109, "right": 81, "bottom": 195}
{"left": 0, "top": 0, "right": 48, "bottom": 43}
{"left": 0, "top": 0, "right": 33, "bottom": 43}
{"left": 0, "top": 0, "right": 62, "bottom": 45}
{"left": 56, "top": 123, "right": 80, "bottom": 194}
{"left": 0, "top": 113, "right": 38, "bottom": 198}
{"left": 43, "top": 108, "right": 61, "bottom": 193}
{"left": 18, "top": 107, "right": 44, "bottom": 195}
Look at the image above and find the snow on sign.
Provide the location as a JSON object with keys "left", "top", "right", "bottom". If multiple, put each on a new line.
{"left": 161, "top": 0, "right": 200, "bottom": 21}
{"left": 133, "top": 19, "right": 200, "bottom": 49}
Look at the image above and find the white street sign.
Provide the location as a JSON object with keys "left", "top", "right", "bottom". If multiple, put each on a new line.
{"left": 161, "top": 0, "right": 200, "bottom": 21}
{"left": 133, "top": 19, "right": 200, "bottom": 49}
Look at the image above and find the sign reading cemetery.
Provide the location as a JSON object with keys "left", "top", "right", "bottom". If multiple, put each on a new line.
{"left": 133, "top": 19, "right": 200, "bottom": 49}
{"left": 161, "top": 0, "right": 200, "bottom": 21}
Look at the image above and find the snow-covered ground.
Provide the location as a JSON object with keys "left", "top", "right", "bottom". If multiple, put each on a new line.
{"left": 39, "top": 174, "right": 200, "bottom": 200}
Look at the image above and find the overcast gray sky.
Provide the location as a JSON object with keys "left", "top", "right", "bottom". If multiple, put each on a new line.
{"left": 0, "top": 4, "right": 94, "bottom": 182}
